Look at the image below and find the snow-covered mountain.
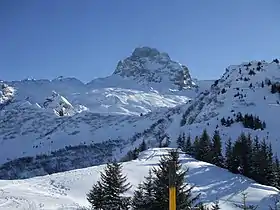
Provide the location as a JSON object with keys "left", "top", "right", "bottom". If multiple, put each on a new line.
{"left": 0, "top": 148, "right": 278, "bottom": 210}
{"left": 1, "top": 47, "right": 204, "bottom": 116}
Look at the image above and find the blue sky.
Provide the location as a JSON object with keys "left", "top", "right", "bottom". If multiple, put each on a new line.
{"left": 1, "top": 0, "right": 280, "bottom": 82}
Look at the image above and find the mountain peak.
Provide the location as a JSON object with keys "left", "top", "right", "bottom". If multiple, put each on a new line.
{"left": 113, "top": 46, "right": 196, "bottom": 90}
{"left": 131, "top": 46, "right": 169, "bottom": 60}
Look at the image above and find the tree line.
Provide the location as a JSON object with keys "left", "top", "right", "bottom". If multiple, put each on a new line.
{"left": 177, "top": 129, "right": 280, "bottom": 189}
{"left": 85, "top": 148, "right": 280, "bottom": 209}
{"left": 220, "top": 112, "right": 266, "bottom": 130}
{"left": 86, "top": 150, "right": 214, "bottom": 210}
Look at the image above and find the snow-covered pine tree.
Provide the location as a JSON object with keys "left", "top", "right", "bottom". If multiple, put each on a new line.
{"left": 139, "top": 139, "right": 147, "bottom": 152}
{"left": 87, "top": 161, "right": 131, "bottom": 210}
{"left": 86, "top": 181, "right": 104, "bottom": 210}
{"left": 176, "top": 133, "right": 184, "bottom": 150}
{"left": 234, "top": 193, "right": 258, "bottom": 210}
{"left": 131, "top": 170, "right": 155, "bottom": 210}
{"left": 152, "top": 149, "right": 199, "bottom": 210}
{"left": 195, "top": 129, "right": 212, "bottom": 162}
{"left": 266, "top": 142, "right": 275, "bottom": 185}
{"left": 131, "top": 184, "right": 145, "bottom": 210}
{"left": 184, "top": 134, "right": 193, "bottom": 155}
{"left": 211, "top": 130, "right": 224, "bottom": 167}
{"left": 193, "top": 136, "right": 200, "bottom": 158}
{"left": 225, "top": 138, "right": 235, "bottom": 173}
{"left": 273, "top": 156, "right": 280, "bottom": 189}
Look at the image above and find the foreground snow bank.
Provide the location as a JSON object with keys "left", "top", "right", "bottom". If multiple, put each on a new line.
{"left": 0, "top": 148, "right": 278, "bottom": 210}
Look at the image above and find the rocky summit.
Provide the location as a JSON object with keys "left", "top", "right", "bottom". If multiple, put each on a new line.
{"left": 113, "top": 46, "right": 196, "bottom": 90}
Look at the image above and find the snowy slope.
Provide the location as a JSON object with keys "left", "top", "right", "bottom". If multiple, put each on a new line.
{"left": 4, "top": 78, "right": 198, "bottom": 116}
{"left": 175, "top": 60, "right": 280, "bottom": 151}
{"left": 0, "top": 148, "right": 278, "bottom": 210}
{"left": 122, "top": 59, "right": 280, "bottom": 155}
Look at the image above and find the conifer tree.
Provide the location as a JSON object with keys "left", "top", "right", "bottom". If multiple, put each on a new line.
{"left": 87, "top": 181, "right": 105, "bottom": 210}
{"left": 195, "top": 129, "right": 212, "bottom": 162}
{"left": 211, "top": 130, "right": 224, "bottom": 167}
{"left": 251, "top": 138, "right": 278, "bottom": 187}
{"left": 152, "top": 149, "right": 198, "bottom": 210}
{"left": 232, "top": 138, "right": 242, "bottom": 174}
{"left": 251, "top": 136, "right": 261, "bottom": 181}
{"left": 177, "top": 133, "right": 185, "bottom": 150}
{"left": 87, "top": 161, "right": 131, "bottom": 210}
{"left": 225, "top": 138, "right": 237, "bottom": 173}
{"left": 257, "top": 138, "right": 269, "bottom": 184}
{"left": 232, "top": 133, "right": 253, "bottom": 176}
{"left": 184, "top": 134, "right": 193, "bottom": 155}
{"left": 141, "top": 169, "right": 155, "bottom": 208}
{"left": 273, "top": 156, "right": 280, "bottom": 189}
{"left": 139, "top": 140, "right": 147, "bottom": 152}
{"left": 244, "top": 134, "right": 253, "bottom": 177}
{"left": 234, "top": 193, "right": 258, "bottom": 210}
{"left": 182, "top": 132, "right": 186, "bottom": 144}
{"left": 132, "top": 170, "right": 155, "bottom": 210}
{"left": 193, "top": 136, "right": 200, "bottom": 158}
{"left": 266, "top": 143, "right": 275, "bottom": 185}
{"left": 131, "top": 184, "right": 145, "bottom": 210}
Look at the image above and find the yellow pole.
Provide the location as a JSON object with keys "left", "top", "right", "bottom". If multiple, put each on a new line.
{"left": 169, "top": 161, "right": 176, "bottom": 210}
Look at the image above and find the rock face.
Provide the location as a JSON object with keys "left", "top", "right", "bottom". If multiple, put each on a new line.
{"left": 0, "top": 83, "right": 15, "bottom": 110}
{"left": 42, "top": 91, "right": 76, "bottom": 116}
{"left": 113, "top": 47, "right": 196, "bottom": 90}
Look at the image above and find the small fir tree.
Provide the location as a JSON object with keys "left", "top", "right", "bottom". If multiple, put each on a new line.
{"left": 234, "top": 192, "right": 258, "bottom": 210}
{"left": 139, "top": 140, "right": 147, "bottom": 152}
{"left": 211, "top": 130, "right": 224, "bottom": 167}
{"left": 152, "top": 149, "right": 199, "bottom": 210}
{"left": 131, "top": 170, "right": 155, "bottom": 210}
{"left": 87, "top": 181, "right": 105, "bottom": 210}
{"left": 177, "top": 133, "right": 185, "bottom": 150}
{"left": 87, "top": 161, "right": 131, "bottom": 210}
{"left": 225, "top": 138, "right": 236, "bottom": 173}
{"left": 184, "top": 134, "right": 193, "bottom": 155}
{"left": 196, "top": 129, "right": 213, "bottom": 162}
{"left": 131, "top": 184, "right": 145, "bottom": 210}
